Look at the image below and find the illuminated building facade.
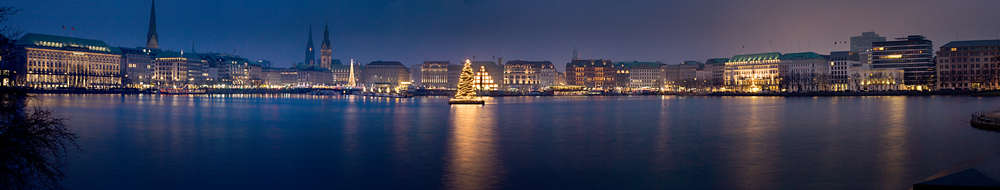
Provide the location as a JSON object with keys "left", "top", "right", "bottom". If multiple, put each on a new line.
{"left": 331, "top": 60, "right": 361, "bottom": 85}
{"left": 119, "top": 47, "right": 154, "bottom": 87}
{"left": 503, "top": 60, "right": 556, "bottom": 90}
{"left": 473, "top": 66, "right": 498, "bottom": 91}
{"left": 153, "top": 51, "right": 198, "bottom": 85}
{"left": 565, "top": 59, "right": 617, "bottom": 88}
{"left": 828, "top": 51, "right": 860, "bottom": 91}
{"left": 617, "top": 61, "right": 661, "bottom": 89}
{"left": 15, "top": 33, "right": 122, "bottom": 89}
{"left": 724, "top": 52, "right": 781, "bottom": 92}
{"left": 870, "top": 35, "right": 935, "bottom": 90}
{"left": 363, "top": 61, "right": 411, "bottom": 86}
{"left": 936, "top": 39, "right": 1000, "bottom": 90}
{"left": 421, "top": 61, "right": 450, "bottom": 88}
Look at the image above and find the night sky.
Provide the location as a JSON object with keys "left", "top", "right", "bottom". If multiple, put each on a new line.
{"left": 7, "top": 0, "right": 1000, "bottom": 70}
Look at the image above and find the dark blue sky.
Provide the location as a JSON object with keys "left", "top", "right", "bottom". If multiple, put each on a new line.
{"left": 8, "top": 0, "right": 1000, "bottom": 70}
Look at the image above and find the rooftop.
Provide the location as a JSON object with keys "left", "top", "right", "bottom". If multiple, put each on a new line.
{"left": 17, "top": 33, "right": 116, "bottom": 53}
{"left": 941, "top": 40, "right": 1000, "bottom": 48}
{"left": 728, "top": 52, "right": 781, "bottom": 62}
{"left": 780, "top": 52, "right": 826, "bottom": 60}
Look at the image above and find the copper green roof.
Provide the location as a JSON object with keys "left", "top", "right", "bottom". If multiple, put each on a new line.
{"left": 17, "top": 33, "right": 116, "bottom": 53}
{"left": 705, "top": 58, "right": 729, "bottom": 65}
{"left": 779, "top": 52, "right": 826, "bottom": 60}
{"left": 728, "top": 52, "right": 781, "bottom": 62}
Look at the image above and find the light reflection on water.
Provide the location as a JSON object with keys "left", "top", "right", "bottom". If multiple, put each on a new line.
{"left": 33, "top": 94, "right": 1000, "bottom": 190}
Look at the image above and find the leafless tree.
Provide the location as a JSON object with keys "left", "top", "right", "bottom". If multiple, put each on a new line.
{"left": 1, "top": 7, "right": 80, "bottom": 190}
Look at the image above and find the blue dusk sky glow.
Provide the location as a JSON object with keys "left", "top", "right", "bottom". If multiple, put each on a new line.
{"left": 7, "top": 0, "right": 1000, "bottom": 70}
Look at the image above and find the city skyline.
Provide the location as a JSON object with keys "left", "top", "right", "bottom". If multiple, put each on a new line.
{"left": 7, "top": 0, "right": 1000, "bottom": 70}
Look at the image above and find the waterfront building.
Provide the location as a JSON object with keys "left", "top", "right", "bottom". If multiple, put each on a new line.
{"left": 778, "top": 52, "right": 830, "bottom": 92}
{"left": 615, "top": 62, "right": 630, "bottom": 90}
{"left": 705, "top": 58, "right": 729, "bottom": 88}
{"left": 119, "top": 47, "right": 154, "bottom": 87}
{"left": 447, "top": 64, "right": 464, "bottom": 89}
{"left": 15, "top": 33, "right": 122, "bottom": 89}
{"left": 936, "top": 39, "right": 1000, "bottom": 90}
{"left": 363, "top": 61, "right": 411, "bottom": 87}
{"left": 850, "top": 31, "right": 885, "bottom": 52}
{"left": 504, "top": 60, "right": 556, "bottom": 90}
{"left": 724, "top": 52, "right": 781, "bottom": 92}
{"left": 565, "top": 59, "right": 617, "bottom": 88}
{"left": 330, "top": 60, "right": 361, "bottom": 85}
{"left": 421, "top": 61, "right": 450, "bottom": 89}
{"left": 288, "top": 65, "right": 334, "bottom": 86}
{"left": 616, "top": 61, "right": 661, "bottom": 90}
{"left": 153, "top": 51, "right": 200, "bottom": 86}
{"left": 145, "top": 0, "right": 159, "bottom": 49}
{"left": 473, "top": 66, "right": 498, "bottom": 91}
{"left": 320, "top": 23, "right": 332, "bottom": 70}
{"left": 662, "top": 61, "right": 703, "bottom": 90}
{"left": 260, "top": 67, "right": 283, "bottom": 86}
{"left": 828, "top": 51, "right": 860, "bottom": 91}
{"left": 304, "top": 25, "right": 315, "bottom": 66}
{"left": 870, "top": 35, "right": 935, "bottom": 90}
{"left": 555, "top": 71, "right": 566, "bottom": 85}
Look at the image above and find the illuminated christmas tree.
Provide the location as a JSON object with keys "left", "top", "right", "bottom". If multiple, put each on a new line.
{"left": 450, "top": 59, "right": 484, "bottom": 104}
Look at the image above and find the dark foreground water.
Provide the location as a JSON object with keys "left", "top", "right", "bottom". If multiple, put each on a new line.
{"left": 38, "top": 94, "right": 1000, "bottom": 189}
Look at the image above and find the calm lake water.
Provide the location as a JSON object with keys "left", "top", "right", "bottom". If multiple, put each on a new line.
{"left": 39, "top": 94, "right": 1000, "bottom": 189}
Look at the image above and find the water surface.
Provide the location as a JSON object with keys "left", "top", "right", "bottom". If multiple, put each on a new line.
{"left": 41, "top": 94, "right": 1000, "bottom": 189}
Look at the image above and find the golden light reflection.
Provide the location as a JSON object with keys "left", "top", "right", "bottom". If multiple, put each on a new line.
{"left": 878, "top": 96, "right": 907, "bottom": 190}
{"left": 735, "top": 96, "right": 778, "bottom": 189}
{"left": 446, "top": 105, "right": 502, "bottom": 190}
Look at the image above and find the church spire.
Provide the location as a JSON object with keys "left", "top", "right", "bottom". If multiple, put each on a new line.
{"left": 572, "top": 47, "right": 579, "bottom": 61}
{"left": 305, "top": 24, "right": 315, "bottom": 65}
{"left": 145, "top": 0, "right": 159, "bottom": 49}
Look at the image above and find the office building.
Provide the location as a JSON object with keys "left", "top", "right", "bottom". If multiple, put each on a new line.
{"left": 936, "top": 39, "right": 1000, "bottom": 90}
{"left": 870, "top": 35, "right": 935, "bottom": 90}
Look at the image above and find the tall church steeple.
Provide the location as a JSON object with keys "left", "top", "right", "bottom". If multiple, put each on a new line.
{"left": 320, "top": 21, "right": 333, "bottom": 69}
{"left": 572, "top": 47, "right": 579, "bottom": 60}
{"left": 146, "top": 0, "right": 159, "bottom": 49}
{"left": 305, "top": 24, "right": 315, "bottom": 65}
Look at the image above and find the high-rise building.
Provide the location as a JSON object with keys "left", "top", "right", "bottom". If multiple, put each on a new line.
{"left": 320, "top": 22, "right": 332, "bottom": 70}
{"left": 850, "top": 31, "right": 885, "bottom": 52}
{"left": 305, "top": 24, "right": 315, "bottom": 66}
{"left": 15, "top": 33, "right": 122, "bottom": 89}
{"left": 936, "top": 39, "right": 1000, "bottom": 90}
{"left": 870, "top": 35, "right": 935, "bottom": 90}
{"left": 145, "top": 0, "right": 159, "bottom": 49}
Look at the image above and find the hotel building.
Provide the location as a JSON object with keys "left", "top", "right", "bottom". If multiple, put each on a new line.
{"left": 15, "top": 33, "right": 122, "bottom": 89}
{"left": 725, "top": 52, "right": 781, "bottom": 92}
{"left": 935, "top": 39, "right": 1000, "bottom": 90}
{"left": 421, "top": 61, "right": 450, "bottom": 88}
{"left": 504, "top": 60, "right": 556, "bottom": 90}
